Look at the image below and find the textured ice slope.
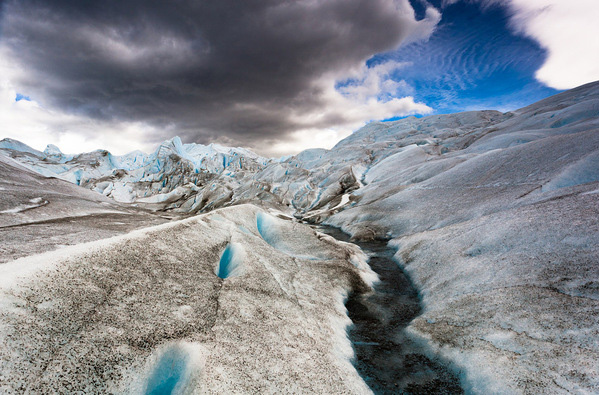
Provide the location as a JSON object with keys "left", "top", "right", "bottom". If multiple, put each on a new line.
{"left": 390, "top": 188, "right": 599, "bottom": 393}
{"left": 0, "top": 205, "right": 375, "bottom": 393}
{"left": 0, "top": 154, "right": 169, "bottom": 262}
{"left": 320, "top": 81, "right": 599, "bottom": 392}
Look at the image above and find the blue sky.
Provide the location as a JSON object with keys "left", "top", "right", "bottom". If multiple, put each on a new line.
{"left": 15, "top": 93, "right": 31, "bottom": 102}
{"left": 370, "top": 0, "right": 560, "bottom": 119}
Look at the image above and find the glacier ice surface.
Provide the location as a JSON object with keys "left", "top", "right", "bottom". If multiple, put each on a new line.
{"left": 2, "top": 81, "right": 599, "bottom": 393}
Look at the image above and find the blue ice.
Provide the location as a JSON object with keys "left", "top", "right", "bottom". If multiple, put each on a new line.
{"left": 217, "top": 245, "right": 234, "bottom": 279}
{"left": 145, "top": 347, "right": 190, "bottom": 395}
{"left": 216, "top": 243, "right": 244, "bottom": 279}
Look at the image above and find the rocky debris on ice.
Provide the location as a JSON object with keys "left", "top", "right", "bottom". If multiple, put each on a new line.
{"left": 0, "top": 205, "right": 375, "bottom": 393}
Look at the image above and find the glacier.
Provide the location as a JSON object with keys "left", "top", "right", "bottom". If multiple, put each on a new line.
{"left": 0, "top": 205, "right": 374, "bottom": 393}
{"left": 1, "top": 80, "right": 599, "bottom": 392}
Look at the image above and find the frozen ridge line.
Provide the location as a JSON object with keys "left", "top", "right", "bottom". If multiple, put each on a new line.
{"left": 0, "top": 136, "right": 270, "bottom": 206}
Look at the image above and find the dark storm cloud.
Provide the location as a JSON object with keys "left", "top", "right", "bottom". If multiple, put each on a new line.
{"left": 1, "top": 0, "right": 433, "bottom": 148}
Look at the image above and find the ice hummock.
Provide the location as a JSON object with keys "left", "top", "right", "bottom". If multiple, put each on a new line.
{"left": 0, "top": 205, "right": 375, "bottom": 393}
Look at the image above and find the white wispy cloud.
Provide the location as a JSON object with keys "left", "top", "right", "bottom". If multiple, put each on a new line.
{"left": 506, "top": 0, "right": 599, "bottom": 90}
{"left": 446, "top": 0, "right": 599, "bottom": 90}
{"left": 265, "top": 60, "right": 431, "bottom": 156}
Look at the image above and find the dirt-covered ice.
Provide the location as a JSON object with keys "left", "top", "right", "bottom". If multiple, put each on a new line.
{"left": 0, "top": 205, "right": 375, "bottom": 393}
{"left": 0, "top": 154, "right": 170, "bottom": 263}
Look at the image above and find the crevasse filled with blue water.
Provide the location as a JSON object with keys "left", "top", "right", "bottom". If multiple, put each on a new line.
{"left": 215, "top": 243, "right": 244, "bottom": 279}
{"left": 145, "top": 346, "right": 190, "bottom": 395}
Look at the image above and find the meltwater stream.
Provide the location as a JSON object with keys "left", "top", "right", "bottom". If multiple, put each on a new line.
{"left": 315, "top": 225, "right": 463, "bottom": 394}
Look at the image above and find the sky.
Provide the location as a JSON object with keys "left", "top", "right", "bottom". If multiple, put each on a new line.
{"left": 0, "top": 0, "right": 598, "bottom": 157}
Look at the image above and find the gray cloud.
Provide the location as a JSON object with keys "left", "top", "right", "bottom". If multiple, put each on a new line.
{"left": 0, "top": 0, "right": 438, "bottom": 150}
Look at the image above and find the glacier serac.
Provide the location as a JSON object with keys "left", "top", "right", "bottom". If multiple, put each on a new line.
{"left": 1, "top": 135, "right": 269, "bottom": 206}
{"left": 1, "top": 80, "right": 599, "bottom": 392}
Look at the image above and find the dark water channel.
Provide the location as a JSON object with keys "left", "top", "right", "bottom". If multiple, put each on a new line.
{"left": 314, "top": 225, "right": 462, "bottom": 395}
